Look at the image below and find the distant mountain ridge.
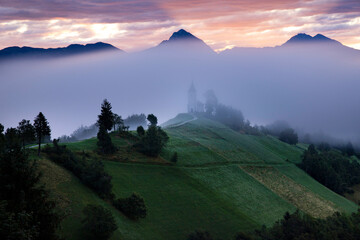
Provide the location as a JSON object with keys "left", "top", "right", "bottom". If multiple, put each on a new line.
{"left": 0, "top": 42, "right": 122, "bottom": 61}
{"left": 0, "top": 30, "right": 358, "bottom": 61}
{"left": 282, "top": 33, "right": 342, "bottom": 46}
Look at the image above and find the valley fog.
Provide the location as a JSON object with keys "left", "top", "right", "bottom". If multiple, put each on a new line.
{"left": 0, "top": 45, "right": 359, "bottom": 147}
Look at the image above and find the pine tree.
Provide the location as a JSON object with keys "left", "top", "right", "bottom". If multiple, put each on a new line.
{"left": 97, "top": 99, "right": 114, "bottom": 131}
{"left": 34, "top": 112, "right": 51, "bottom": 156}
{"left": 97, "top": 124, "right": 116, "bottom": 154}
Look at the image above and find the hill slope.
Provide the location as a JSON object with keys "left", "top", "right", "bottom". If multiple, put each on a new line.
{"left": 38, "top": 114, "right": 357, "bottom": 240}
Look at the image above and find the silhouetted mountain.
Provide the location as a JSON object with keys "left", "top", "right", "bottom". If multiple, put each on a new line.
{"left": 282, "top": 33, "right": 342, "bottom": 46}
{"left": 146, "top": 29, "right": 215, "bottom": 55}
{"left": 0, "top": 42, "right": 122, "bottom": 61}
{"left": 220, "top": 33, "right": 359, "bottom": 58}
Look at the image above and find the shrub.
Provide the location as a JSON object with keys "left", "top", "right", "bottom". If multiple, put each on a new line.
{"left": 113, "top": 193, "right": 147, "bottom": 220}
{"left": 82, "top": 204, "right": 117, "bottom": 240}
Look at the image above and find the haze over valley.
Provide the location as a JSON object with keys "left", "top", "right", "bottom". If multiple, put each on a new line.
{"left": 1, "top": 29, "right": 360, "bottom": 147}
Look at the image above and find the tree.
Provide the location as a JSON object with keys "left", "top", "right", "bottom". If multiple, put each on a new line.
{"left": 97, "top": 125, "right": 116, "bottom": 154}
{"left": 97, "top": 99, "right": 114, "bottom": 131}
{"left": 97, "top": 100, "right": 116, "bottom": 154}
{"left": 17, "top": 119, "right": 35, "bottom": 150}
{"left": 137, "top": 126, "right": 145, "bottom": 136}
{"left": 0, "top": 132, "right": 60, "bottom": 239}
{"left": 204, "top": 90, "right": 218, "bottom": 115}
{"left": 114, "top": 193, "right": 147, "bottom": 220}
{"left": 147, "top": 114, "right": 158, "bottom": 126}
{"left": 4, "top": 128, "right": 20, "bottom": 152}
{"left": 113, "top": 114, "right": 123, "bottom": 132}
{"left": 279, "top": 128, "right": 298, "bottom": 145}
{"left": 82, "top": 204, "right": 117, "bottom": 240}
{"left": 124, "top": 114, "right": 147, "bottom": 130}
{"left": 137, "top": 125, "right": 169, "bottom": 157}
{"left": 34, "top": 112, "right": 51, "bottom": 156}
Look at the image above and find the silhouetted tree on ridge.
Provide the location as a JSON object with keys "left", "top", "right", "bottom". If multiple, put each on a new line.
{"left": 34, "top": 112, "right": 51, "bottom": 156}
{"left": 17, "top": 119, "right": 35, "bottom": 150}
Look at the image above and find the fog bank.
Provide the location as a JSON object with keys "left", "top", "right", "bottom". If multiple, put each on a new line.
{"left": 0, "top": 44, "right": 359, "bottom": 147}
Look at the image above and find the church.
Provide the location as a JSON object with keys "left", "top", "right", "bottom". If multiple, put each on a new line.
{"left": 187, "top": 82, "right": 204, "bottom": 113}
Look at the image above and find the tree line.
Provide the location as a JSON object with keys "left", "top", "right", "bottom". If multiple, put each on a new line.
{"left": 187, "top": 210, "right": 360, "bottom": 240}
{"left": 298, "top": 144, "right": 360, "bottom": 195}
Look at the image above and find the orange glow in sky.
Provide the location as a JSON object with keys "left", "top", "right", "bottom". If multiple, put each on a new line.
{"left": 0, "top": 0, "right": 359, "bottom": 51}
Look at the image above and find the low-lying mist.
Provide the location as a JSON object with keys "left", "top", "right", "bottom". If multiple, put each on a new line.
{"left": 0, "top": 43, "right": 359, "bottom": 147}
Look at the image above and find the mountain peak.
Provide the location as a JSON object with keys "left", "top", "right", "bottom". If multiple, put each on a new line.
{"left": 283, "top": 33, "right": 341, "bottom": 46}
{"left": 155, "top": 29, "right": 215, "bottom": 54}
{"left": 168, "top": 29, "right": 199, "bottom": 41}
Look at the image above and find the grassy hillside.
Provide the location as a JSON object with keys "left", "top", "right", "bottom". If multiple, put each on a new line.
{"left": 37, "top": 113, "right": 358, "bottom": 240}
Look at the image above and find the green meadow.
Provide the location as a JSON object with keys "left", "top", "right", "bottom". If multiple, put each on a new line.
{"left": 36, "top": 114, "right": 358, "bottom": 240}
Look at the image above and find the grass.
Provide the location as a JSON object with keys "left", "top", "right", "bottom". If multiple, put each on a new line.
{"left": 106, "top": 161, "right": 258, "bottom": 240}
{"left": 36, "top": 113, "right": 358, "bottom": 240}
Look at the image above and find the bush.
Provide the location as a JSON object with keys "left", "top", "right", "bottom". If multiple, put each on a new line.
{"left": 279, "top": 128, "right": 298, "bottom": 145}
{"left": 82, "top": 204, "right": 117, "bottom": 240}
{"left": 113, "top": 193, "right": 147, "bottom": 220}
{"left": 171, "top": 152, "right": 178, "bottom": 163}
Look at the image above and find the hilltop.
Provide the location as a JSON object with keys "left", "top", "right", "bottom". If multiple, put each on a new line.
{"left": 33, "top": 113, "right": 357, "bottom": 240}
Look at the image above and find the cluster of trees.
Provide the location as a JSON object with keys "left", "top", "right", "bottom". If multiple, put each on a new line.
{"left": 261, "top": 120, "right": 299, "bottom": 145}
{"left": 0, "top": 122, "right": 60, "bottom": 239}
{"left": 43, "top": 140, "right": 113, "bottom": 198}
{"left": 188, "top": 210, "right": 360, "bottom": 240}
{"left": 124, "top": 114, "right": 147, "bottom": 130}
{"left": 236, "top": 210, "right": 360, "bottom": 240}
{"left": 134, "top": 114, "right": 169, "bottom": 157}
{"left": 278, "top": 128, "right": 298, "bottom": 145}
{"left": 0, "top": 112, "right": 51, "bottom": 156}
{"left": 203, "top": 90, "right": 261, "bottom": 135}
{"left": 59, "top": 124, "right": 99, "bottom": 143}
{"left": 298, "top": 144, "right": 360, "bottom": 195}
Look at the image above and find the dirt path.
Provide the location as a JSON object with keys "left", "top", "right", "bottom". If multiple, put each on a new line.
{"left": 165, "top": 114, "right": 198, "bottom": 128}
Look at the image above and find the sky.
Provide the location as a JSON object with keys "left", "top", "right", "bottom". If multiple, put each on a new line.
{"left": 0, "top": 0, "right": 360, "bottom": 52}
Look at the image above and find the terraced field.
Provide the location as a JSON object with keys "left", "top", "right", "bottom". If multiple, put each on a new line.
{"left": 37, "top": 113, "right": 358, "bottom": 240}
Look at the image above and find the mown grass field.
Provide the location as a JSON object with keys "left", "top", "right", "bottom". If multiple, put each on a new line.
{"left": 36, "top": 113, "right": 358, "bottom": 240}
